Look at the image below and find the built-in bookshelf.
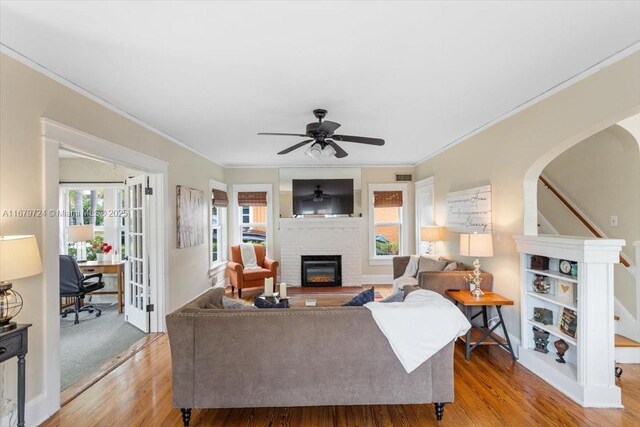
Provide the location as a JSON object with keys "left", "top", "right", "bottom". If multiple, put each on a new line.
{"left": 514, "top": 235, "right": 624, "bottom": 408}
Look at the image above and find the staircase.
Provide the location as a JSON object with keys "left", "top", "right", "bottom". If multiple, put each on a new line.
{"left": 538, "top": 176, "right": 640, "bottom": 363}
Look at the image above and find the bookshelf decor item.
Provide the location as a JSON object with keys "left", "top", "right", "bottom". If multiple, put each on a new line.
{"left": 530, "top": 255, "right": 549, "bottom": 270}
{"left": 514, "top": 235, "right": 624, "bottom": 407}
{"left": 555, "top": 281, "right": 575, "bottom": 304}
{"left": 533, "top": 275, "right": 550, "bottom": 294}
{"left": 559, "top": 308, "right": 577, "bottom": 339}
{"left": 533, "top": 307, "right": 553, "bottom": 325}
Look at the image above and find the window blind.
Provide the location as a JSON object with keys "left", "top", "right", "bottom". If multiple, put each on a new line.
{"left": 373, "top": 191, "right": 403, "bottom": 208}
{"left": 211, "top": 189, "right": 229, "bottom": 208}
{"left": 238, "top": 191, "right": 267, "bottom": 207}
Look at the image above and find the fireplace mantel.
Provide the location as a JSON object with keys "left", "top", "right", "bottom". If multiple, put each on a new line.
{"left": 280, "top": 217, "right": 363, "bottom": 286}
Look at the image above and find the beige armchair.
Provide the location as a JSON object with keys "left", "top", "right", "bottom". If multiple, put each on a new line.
{"left": 227, "top": 244, "right": 279, "bottom": 298}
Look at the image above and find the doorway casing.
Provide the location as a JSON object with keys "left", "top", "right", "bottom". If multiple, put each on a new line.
{"left": 41, "top": 119, "right": 168, "bottom": 420}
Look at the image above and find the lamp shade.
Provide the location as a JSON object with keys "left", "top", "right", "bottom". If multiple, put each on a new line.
{"left": 67, "top": 224, "right": 94, "bottom": 242}
{"left": 421, "top": 226, "right": 443, "bottom": 242}
{"left": 460, "top": 233, "right": 493, "bottom": 258}
{"left": 0, "top": 235, "right": 43, "bottom": 282}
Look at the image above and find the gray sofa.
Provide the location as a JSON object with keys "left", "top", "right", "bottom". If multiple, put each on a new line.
{"left": 166, "top": 287, "right": 455, "bottom": 426}
{"left": 393, "top": 256, "right": 494, "bottom": 295}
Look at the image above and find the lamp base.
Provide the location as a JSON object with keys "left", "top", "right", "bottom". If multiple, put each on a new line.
{"left": 0, "top": 321, "right": 17, "bottom": 332}
{"left": 471, "top": 285, "right": 485, "bottom": 298}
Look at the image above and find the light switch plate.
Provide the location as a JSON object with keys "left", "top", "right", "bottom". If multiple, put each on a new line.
{"left": 610, "top": 215, "right": 618, "bottom": 227}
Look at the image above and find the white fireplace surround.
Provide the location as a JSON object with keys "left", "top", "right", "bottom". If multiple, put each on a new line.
{"left": 280, "top": 217, "right": 363, "bottom": 286}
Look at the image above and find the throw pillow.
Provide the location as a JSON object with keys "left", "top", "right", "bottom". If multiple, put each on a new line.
{"left": 222, "top": 295, "right": 256, "bottom": 310}
{"left": 418, "top": 256, "right": 448, "bottom": 273}
{"left": 253, "top": 297, "right": 290, "bottom": 309}
{"left": 380, "top": 291, "right": 404, "bottom": 303}
{"left": 443, "top": 262, "right": 458, "bottom": 271}
{"left": 342, "top": 288, "right": 375, "bottom": 306}
{"left": 402, "top": 255, "right": 420, "bottom": 278}
{"left": 403, "top": 284, "right": 421, "bottom": 300}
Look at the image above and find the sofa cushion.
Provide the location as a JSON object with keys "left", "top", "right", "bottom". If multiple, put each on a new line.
{"left": 183, "top": 286, "right": 225, "bottom": 310}
{"left": 381, "top": 291, "right": 404, "bottom": 303}
{"left": 418, "top": 256, "right": 448, "bottom": 273}
{"left": 342, "top": 288, "right": 375, "bottom": 306}
{"left": 253, "top": 297, "right": 289, "bottom": 309}
{"left": 222, "top": 295, "right": 256, "bottom": 310}
{"left": 443, "top": 262, "right": 458, "bottom": 271}
{"left": 242, "top": 268, "right": 273, "bottom": 281}
{"left": 392, "top": 275, "right": 419, "bottom": 293}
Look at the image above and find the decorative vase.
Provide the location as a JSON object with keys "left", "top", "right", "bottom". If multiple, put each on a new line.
{"left": 533, "top": 275, "right": 550, "bottom": 294}
{"left": 96, "top": 253, "right": 105, "bottom": 262}
{"left": 554, "top": 339, "right": 569, "bottom": 363}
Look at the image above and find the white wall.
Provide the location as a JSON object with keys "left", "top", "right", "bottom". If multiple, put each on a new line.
{"left": 0, "top": 53, "right": 225, "bottom": 420}
{"left": 414, "top": 51, "right": 640, "bottom": 341}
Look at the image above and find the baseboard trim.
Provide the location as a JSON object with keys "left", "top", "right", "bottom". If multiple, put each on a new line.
{"left": 361, "top": 275, "right": 393, "bottom": 285}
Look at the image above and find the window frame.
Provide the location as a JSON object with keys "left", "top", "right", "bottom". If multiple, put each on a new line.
{"left": 231, "top": 184, "right": 273, "bottom": 259}
{"left": 368, "top": 183, "right": 409, "bottom": 265}
{"left": 209, "top": 179, "right": 228, "bottom": 274}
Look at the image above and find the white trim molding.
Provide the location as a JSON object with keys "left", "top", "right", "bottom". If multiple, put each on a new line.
{"left": 368, "top": 182, "right": 409, "bottom": 265}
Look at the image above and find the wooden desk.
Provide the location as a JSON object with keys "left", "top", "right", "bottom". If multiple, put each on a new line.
{"left": 446, "top": 290, "right": 516, "bottom": 361}
{"left": 0, "top": 324, "right": 31, "bottom": 427}
{"left": 79, "top": 261, "right": 125, "bottom": 314}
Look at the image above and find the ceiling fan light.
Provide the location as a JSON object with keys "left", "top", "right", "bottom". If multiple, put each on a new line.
{"left": 305, "top": 142, "right": 323, "bottom": 159}
{"left": 321, "top": 144, "right": 337, "bottom": 158}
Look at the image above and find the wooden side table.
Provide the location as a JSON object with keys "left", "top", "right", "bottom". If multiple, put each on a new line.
{"left": 445, "top": 290, "right": 517, "bottom": 361}
{"left": 0, "top": 324, "right": 31, "bottom": 427}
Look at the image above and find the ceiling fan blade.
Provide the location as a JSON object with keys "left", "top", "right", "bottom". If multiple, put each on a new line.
{"left": 317, "top": 120, "right": 341, "bottom": 134}
{"left": 258, "top": 132, "right": 308, "bottom": 137}
{"left": 327, "top": 140, "right": 348, "bottom": 158}
{"left": 332, "top": 134, "right": 385, "bottom": 146}
{"left": 277, "top": 139, "right": 314, "bottom": 155}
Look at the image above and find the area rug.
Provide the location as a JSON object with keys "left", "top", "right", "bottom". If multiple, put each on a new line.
{"left": 287, "top": 286, "right": 383, "bottom": 299}
{"left": 60, "top": 303, "right": 145, "bottom": 390}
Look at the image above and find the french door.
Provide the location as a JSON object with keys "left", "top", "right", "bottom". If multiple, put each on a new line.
{"left": 124, "top": 175, "right": 149, "bottom": 332}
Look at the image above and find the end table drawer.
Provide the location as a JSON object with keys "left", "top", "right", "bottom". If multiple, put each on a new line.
{"left": 0, "top": 334, "right": 24, "bottom": 361}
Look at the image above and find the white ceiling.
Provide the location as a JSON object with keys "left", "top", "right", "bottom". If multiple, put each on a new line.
{"left": 2, "top": 1, "right": 639, "bottom": 167}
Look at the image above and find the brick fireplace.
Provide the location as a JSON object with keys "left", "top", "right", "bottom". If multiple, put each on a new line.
{"left": 280, "top": 217, "right": 363, "bottom": 286}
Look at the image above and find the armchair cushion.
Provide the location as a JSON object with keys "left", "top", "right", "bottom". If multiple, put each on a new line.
{"left": 242, "top": 268, "right": 273, "bottom": 282}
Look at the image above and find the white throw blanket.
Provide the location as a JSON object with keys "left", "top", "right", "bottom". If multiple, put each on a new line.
{"left": 239, "top": 243, "right": 260, "bottom": 270}
{"left": 391, "top": 255, "right": 420, "bottom": 293}
{"left": 365, "top": 289, "right": 471, "bottom": 373}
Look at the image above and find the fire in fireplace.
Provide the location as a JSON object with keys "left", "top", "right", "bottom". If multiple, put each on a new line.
{"left": 301, "top": 255, "right": 342, "bottom": 287}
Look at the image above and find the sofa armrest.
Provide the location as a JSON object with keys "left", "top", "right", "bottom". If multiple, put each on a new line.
{"left": 392, "top": 256, "right": 410, "bottom": 279}
{"left": 418, "top": 271, "right": 494, "bottom": 296}
{"left": 263, "top": 257, "right": 279, "bottom": 277}
{"left": 227, "top": 261, "right": 244, "bottom": 286}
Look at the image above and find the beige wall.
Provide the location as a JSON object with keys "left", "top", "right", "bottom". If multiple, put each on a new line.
{"left": 0, "top": 53, "right": 224, "bottom": 408}
{"left": 537, "top": 126, "right": 640, "bottom": 315}
{"left": 59, "top": 157, "right": 131, "bottom": 182}
{"left": 414, "top": 52, "right": 640, "bottom": 341}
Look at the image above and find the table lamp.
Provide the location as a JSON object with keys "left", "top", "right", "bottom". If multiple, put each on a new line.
{"left": 421, "top": 226, "right": 444, "bottom": 256}
{"left": 67, "top": 224, "right": 94, "bottom": 262}
{"left": 0, "top": 235, "right": 42, "bottom": 332}
{"left": 459, "top": 233, "right": 493, "bottom": 297}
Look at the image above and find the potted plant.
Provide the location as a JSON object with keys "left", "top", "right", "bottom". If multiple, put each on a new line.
{"left": 93, "top": 241, "right": 113, "bottom": 262}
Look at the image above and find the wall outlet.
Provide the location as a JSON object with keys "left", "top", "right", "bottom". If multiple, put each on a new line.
{"left": 610, "top": 215, "right": 618, "bottom": 227}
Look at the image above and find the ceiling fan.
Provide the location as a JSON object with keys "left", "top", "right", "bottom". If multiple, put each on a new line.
{"left": 258, "top": 109, "right": 385, "bottom": 158}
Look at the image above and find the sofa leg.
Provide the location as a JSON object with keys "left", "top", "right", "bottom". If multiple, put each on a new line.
{"left": 435, "top": 402, "right": 445, "bottom": 421}
{"left": 238, "top": 289, "right": 242, "bottom": 298}
{"left": 180, "top": 408, "right": 191, "bottom": 426}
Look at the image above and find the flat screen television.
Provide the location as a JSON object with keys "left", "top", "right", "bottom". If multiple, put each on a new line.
{"left": 292, "top": 179, "right": 354, "bottom": 216}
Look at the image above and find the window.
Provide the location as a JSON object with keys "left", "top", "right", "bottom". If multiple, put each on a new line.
{"left": 368, "top": 183, "right": 409, "bottom": 264}
{"left": 210, "top": 182, "right": 228, "bottom": 270}
{"left": 59, "top": 185, "right": 125, "bottom": 261}
{"left": 232, "top": 184, "right": 273, "bottom": 258}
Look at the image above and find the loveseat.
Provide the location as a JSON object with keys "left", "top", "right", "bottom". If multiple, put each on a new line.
{"left": 393, "top": 256, "right": 494, "bottom": 295}
{"left": 166, "top": 287, "right": 455, "bottom": 426}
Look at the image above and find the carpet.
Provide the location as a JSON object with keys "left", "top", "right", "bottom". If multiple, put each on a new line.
{"left": 60, "top": 303, "right": 145, "bottom": 390}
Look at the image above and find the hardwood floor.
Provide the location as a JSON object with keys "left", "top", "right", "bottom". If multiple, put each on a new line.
{"left": 43, "top": 287, "right": 640, "bottom": 427}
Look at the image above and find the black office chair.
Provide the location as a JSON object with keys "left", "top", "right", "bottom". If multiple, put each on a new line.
{"left": 59, "top": 255, "right": 105, "bottom": 324}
